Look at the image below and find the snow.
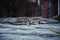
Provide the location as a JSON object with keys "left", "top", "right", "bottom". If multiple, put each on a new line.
{"left": 0, "top": 23, "right": 60, "bottom": 40}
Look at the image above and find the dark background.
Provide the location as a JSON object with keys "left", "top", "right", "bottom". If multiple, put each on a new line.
{"left": 0, "top": 0, "right": 58, "bottom": 17}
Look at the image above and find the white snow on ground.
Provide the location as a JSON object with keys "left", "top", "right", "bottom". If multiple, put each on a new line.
{"left": 0, "top": 28, "right": 57, "bottom": 34}
{"left": 0, "top": 34, "right": 60, "bottom": 40}
{"left": 0, "top": 24, "right": 60, "bottom": 40}
{"left": 0, "top": 23, "right": 60, "bottom": 28}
